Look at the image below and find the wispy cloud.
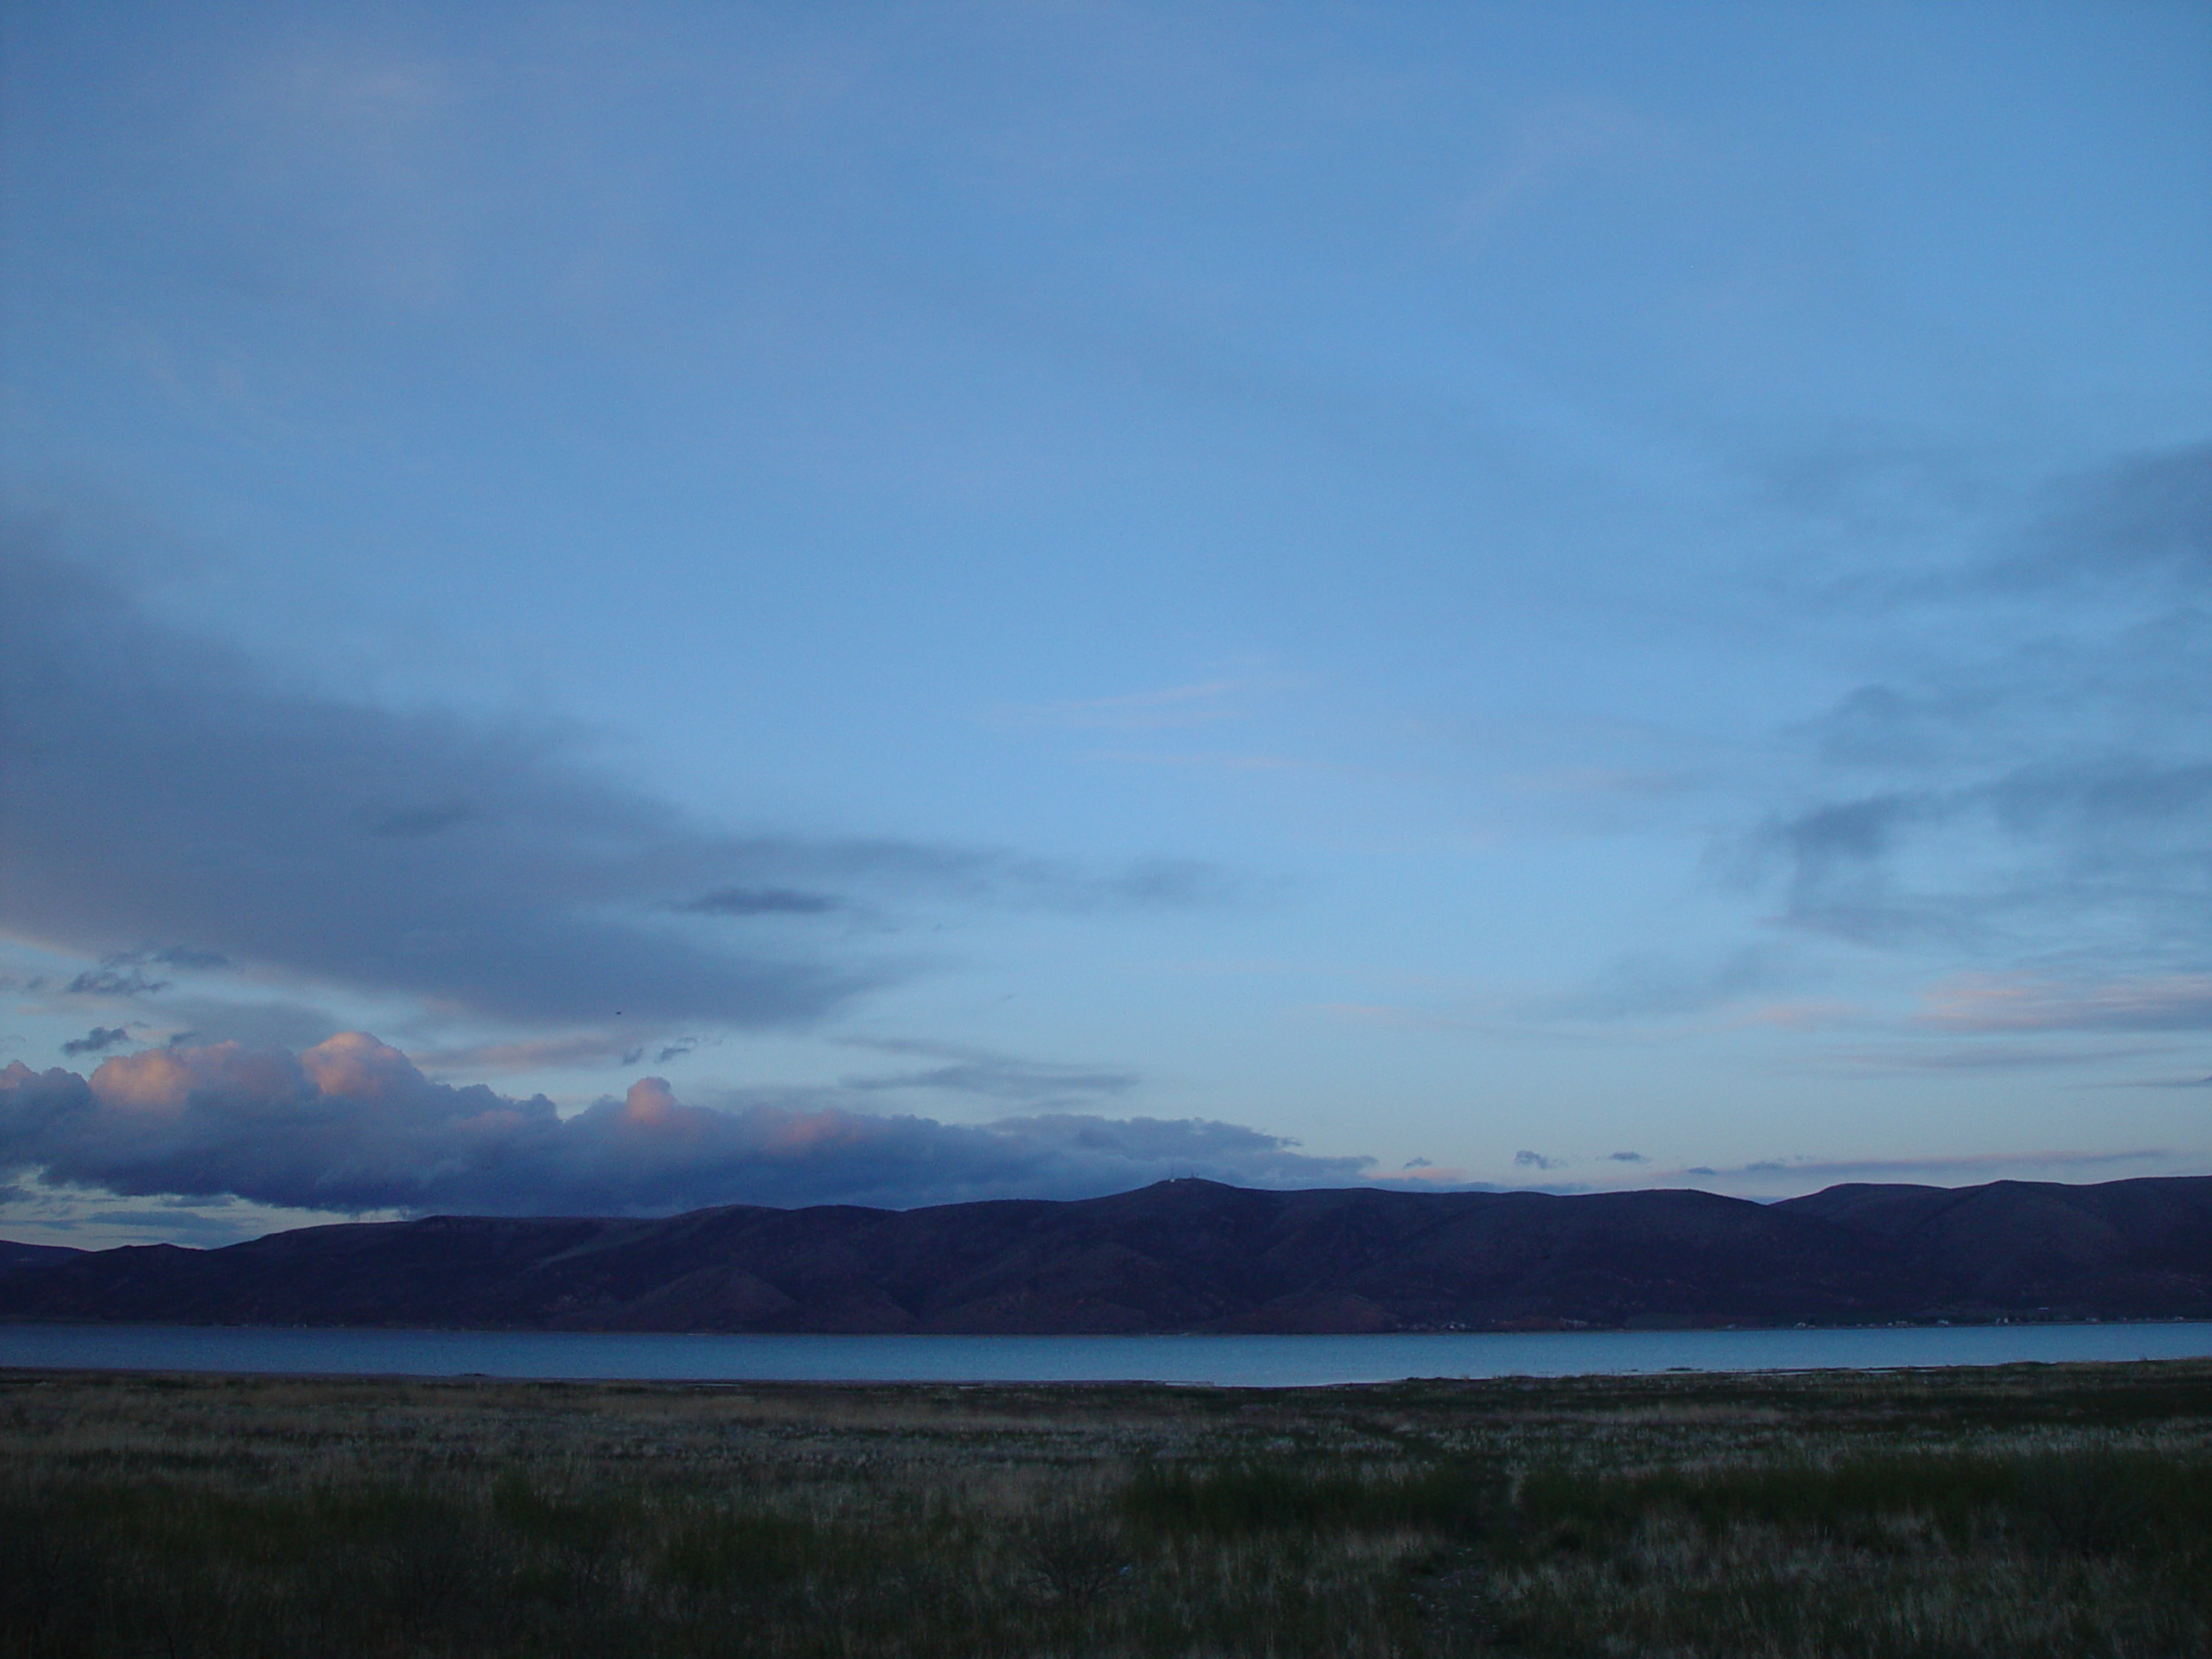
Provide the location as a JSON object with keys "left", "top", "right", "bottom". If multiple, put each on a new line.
{"left": 1747, "top": 443, "right": 2212, "bottom": 975}
{"left": 673, "top": 887, "right": 846, "bottom": 918}
{"left": 995, "top": 678, "right": 1255, "bottom": 732}
{"left": 130, "top": 997, "right": 344, "bottom": 1055}
{"left": 1318, "top": 946, "right": 1816, "bottom": 1040}
{"left": 0, "top": 533, "right": 1236, "bottom": 1033}
{"left": 1537, "top": 945, "right": 1796, "bottom": 1022}
{"left": 1916, "top": 972, "right": 2212, "bottom": 1033}
{"left": 1725, "top": 999, "right": 1862, "bottom": 1031}
{"left": 1452, "top": 96, "right": 1665, "bottom": 233}
{"left": 1677, "top": 1148, "right": 2186, "bottom": 1188}
{"left": 835, "top": 1037, "right": 1137, "bottom": 1106}
{"left": 60, "top": 947, "right": 228, "bottom": 1000}
{"left": 1314, "top": 1001, "right": 1657, "bottom": 1048}
{"left": 1498, "top": 766, "right": 1696, "bottom": 799}
{"left": 1786, "top": 1042, "right": 2174, "bottom": 1076}
{"left": 65, "top": 964, "right": 171, "bottom": 999}
{"left": 1988, "top": 442, "right": 2212, "bottom": 594}
{"left": 1098, "top": 751, "right": 1308, "bottom": 773}
{"left": 1367, "top": 1162, "right": 1504, "bottom": 1191}
{"left": 403, "top": 1032, "right": 663, "bottom": 1075}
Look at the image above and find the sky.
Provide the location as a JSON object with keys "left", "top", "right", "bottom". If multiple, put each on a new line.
{"left": 2, "top": 1, "right": 2208, "bottom": 1249}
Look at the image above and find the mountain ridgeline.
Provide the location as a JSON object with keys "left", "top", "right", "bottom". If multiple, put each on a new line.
{"left": 3, "top": 1176, "right": 2209, "bottom": 1333}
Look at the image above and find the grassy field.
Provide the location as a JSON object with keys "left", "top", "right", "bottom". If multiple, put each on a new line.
{"left": 2, "top": 1359, "right": 2207, "bottom": 1657}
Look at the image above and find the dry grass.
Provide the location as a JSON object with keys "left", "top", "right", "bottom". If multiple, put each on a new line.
{"left": 2, "top": 1359, "right": 2207, "bottom": 1656}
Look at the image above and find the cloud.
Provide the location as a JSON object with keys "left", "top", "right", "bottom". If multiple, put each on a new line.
{"left": 1750, "top": 444, "right": 2212, "bottom": 974}
{"left": 1101, "top": 751, "right": 1307, "bottom": 775}
{"left": 1500, "top": 767, "right": 1696, "bottom": 800}
{"left": 1789, "top": 1040, "right": 2183, "bottom": 1077}
{"left": 60, "top": 1027, "right": 130, "bottom": 1058}
{"left": 0, "top": 533, "right": 1236, "bottom": 1032}
{"left": 1681, "top": 1148, "right": 2183, "bottom": 1187}
{"left": 1541, "top": 944, "right": 1795, "bottom": 1021}
{"left": 1727, "top": 999, "right": 1862, "bottom": 1032}
{"left": 1916, "top": 972, "right": 2212, "bottom": 1034}
{"left": 0, "top": 1033, "right": 1374, "bottom": 1215}
{"left": 365, "top": 802, "right": 480, "bottom": 839}
{"left": 67, "top": 964, "right": 170, "bottom": 998}
{"left": 1992, "top": 442, "right": 2212, "bottom": 594}
{"left": 1052, "top": 856, "right": 1243, "bottom": 909}
{"left": 1343, "top": 946, "right": 1808, "bottom": 1039}
{"left": 58, "top": 946, "right": 234, "bottom": 1001}
{"left": 402, "top": 1031, "right": 648, "bottom": 1074}
{"left": 1514, "top": 1149, "right": 1562, "bottom": 1170}
{"left": 149, "top": 946, "right": 232, "bottom": 969}
{"left": 1605, "top": 1150, "right": 1646, "bottom": 1163}
{"left": 835, "top": 1037, "right": 1138, "bottom": 1105}
{"left": 995, "top": 678, "right": 1255, "bottom": 732}
{"left": 676, "top": 887, "right": 844, "bottom": 917}
{"left": 139, "top": 997, "right": 346, "bottom": 1053}
{"left": 1452, "top": 97, "right": 1662, "bottom": 232}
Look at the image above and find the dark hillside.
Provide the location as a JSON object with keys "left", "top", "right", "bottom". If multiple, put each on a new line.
{"left": 3, "top": 1175, "right": 2208, "bottom": 1332}
{"left": 1775, "top": 1176, "right": 2212, "bottom": 1315}
{"left": 0, "top": 1240, "right": 81, "bottom": 1275}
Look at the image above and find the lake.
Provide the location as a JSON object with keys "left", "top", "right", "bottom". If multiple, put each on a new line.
{"left": 3, "top": 1321, "right": 2209, "bottom": 1385}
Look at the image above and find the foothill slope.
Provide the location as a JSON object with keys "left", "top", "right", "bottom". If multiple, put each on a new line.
{"left": 2, "top": 1174, "right": 2207, "bottom": 1333}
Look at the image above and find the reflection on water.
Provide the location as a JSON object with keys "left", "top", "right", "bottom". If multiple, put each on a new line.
{"left": 3, "top": 1322, "right": 2209, "bottom": 1386}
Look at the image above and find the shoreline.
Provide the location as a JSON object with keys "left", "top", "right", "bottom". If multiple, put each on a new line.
{"left": 5, "top": 1319, "right": 2209, "bottom": 1389}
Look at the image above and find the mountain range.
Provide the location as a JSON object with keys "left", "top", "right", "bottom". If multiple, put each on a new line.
{"left": 3, "top": 1175, "right": 2208, "bottom": 1333}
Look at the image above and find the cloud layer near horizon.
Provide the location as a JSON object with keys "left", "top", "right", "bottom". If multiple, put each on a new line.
{"left": 0, "top": 532, "right": 1232, "bottom": 1034}
{"left": 0, "top": 1033, "right": 1373, "bottom": 1215}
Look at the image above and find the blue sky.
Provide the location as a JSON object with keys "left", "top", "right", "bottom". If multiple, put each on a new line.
{"left": 3, "top": 1, "right": 2208, "bottom": 1246}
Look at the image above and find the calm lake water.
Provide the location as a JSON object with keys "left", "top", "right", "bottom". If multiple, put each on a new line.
{"left": 3, "top": 1322, "right": 2210, "bottom": 1386}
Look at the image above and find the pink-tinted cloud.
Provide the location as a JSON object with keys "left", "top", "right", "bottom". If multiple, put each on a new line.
{"left": 1916, "top": 972, "right": 2212, "bottom": 1033}
{"left": 1726, "top": 999, "right": 1861, "bottom": 1031}
{"left": 0, "top": 1033, "right": 1373, "bottom": 1216}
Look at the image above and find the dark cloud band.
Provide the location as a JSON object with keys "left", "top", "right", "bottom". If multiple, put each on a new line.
{"left": 0, "top": 532, "right": 1236, "bottom": 1031}
{"left": 0, "top": 1034, "right": 1372, "bottom": 1216}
